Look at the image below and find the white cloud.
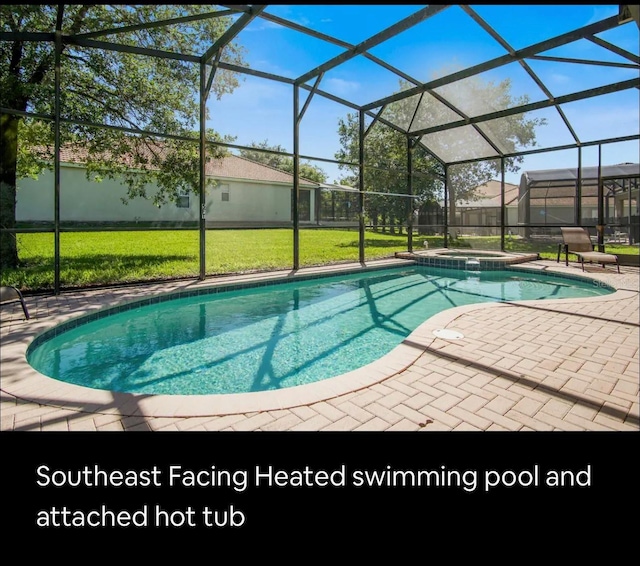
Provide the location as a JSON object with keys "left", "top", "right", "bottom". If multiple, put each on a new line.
{"left": 250, "top": 59, "right": 294, "bottom": 78}
{"left": 549, "top": 73, "right": 571, "bottom": 85}
{"left": 325, "top": 77, "right": 360, "bottom": 96}
{"left": 241, "top": 20, "right": 281, "bottom": 32}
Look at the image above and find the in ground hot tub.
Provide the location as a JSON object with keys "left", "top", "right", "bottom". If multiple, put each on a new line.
{"left": 436, "top": 251, "right": 506, "bottom": 258}
{"left": 396, "top": 248, "right": 539, "bottom": 270}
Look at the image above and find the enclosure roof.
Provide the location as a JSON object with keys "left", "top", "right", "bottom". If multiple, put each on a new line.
{"left": 522, "top": 163, "right": 640, "bottom": 185}
{"left": 2, "top": 4, "right": 639, "bottom": 167}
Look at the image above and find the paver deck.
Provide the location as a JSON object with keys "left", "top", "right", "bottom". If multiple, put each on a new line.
{"left": 1, "top": 259, "right": 638, "bottom": 432}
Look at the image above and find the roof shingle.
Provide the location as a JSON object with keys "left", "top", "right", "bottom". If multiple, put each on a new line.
{"left": 48, "top": 143, "right": 319, "bottom": 187}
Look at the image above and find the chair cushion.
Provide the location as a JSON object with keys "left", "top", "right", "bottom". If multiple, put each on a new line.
{"left": 576, "top": 252, "right": 618, "bottom": 263}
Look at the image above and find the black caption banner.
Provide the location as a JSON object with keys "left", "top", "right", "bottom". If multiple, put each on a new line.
{"left": 2, "top": 431, "right": 637, "bottom": 547}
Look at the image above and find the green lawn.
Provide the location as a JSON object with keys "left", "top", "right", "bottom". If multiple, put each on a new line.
{"left": 2, "top": 229, "right": 409, "bottom": 291}
{"left": 2, "top": 229, "right": 637, "bottom": 292}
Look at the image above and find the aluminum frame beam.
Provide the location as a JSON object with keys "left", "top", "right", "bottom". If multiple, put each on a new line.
{"left": 199, "top": 61, "right": 208, "bottom": 280}
{"left": 71, "top": 10, "right": 236, "bottom": 40}
{"left": 586, "top": 34, "right": 640, "bottom": 64}
{"left": 53, "top": 6, "right": 63, "bottom": 295}
{"left": 201, "top": 5, "right": 266, "bottom": 65}
{"left": 293, "top": 84, "right": 300, "bottom": 270}
{"left": 0, "top": 32, "right": 56, "bottom": 41}
{"left": 362, "top": 15, "right": 621, "bottom": 112}
{"left": 67, "top": 36, "right": 201, "bottom": 63}
{"left": 409, "top": 78, "right": 639, "bottom": 138}
{"left": 295, "top": 5, "right": 449, "bottom": 85}
{"left": 460, "top": 5, "right": 581, "bottom": 145}
{"left": 440, "top": 134, "right": 640, "bottom": 168}
{"left": 528, "top": 54, "right": 640, "bottom": 70}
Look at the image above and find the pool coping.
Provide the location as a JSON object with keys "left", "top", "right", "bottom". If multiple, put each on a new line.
{"left": 1, "top": 258, "right": 634, "bottom": 418}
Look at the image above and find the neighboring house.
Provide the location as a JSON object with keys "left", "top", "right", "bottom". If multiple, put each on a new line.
{"left": 453, "top": 180, "right": 519, "bottom": 235}
{"left": 434, "top": 180, "right": 519, "bottom": 235}
{"left": 444, "top": 163, "right": 639, "bottom": 240}
{"left": 518, "top": 163, "right": 639, "bottom": 227}
{"left": 16, "top": 147, "right": 322, "bottom": 226}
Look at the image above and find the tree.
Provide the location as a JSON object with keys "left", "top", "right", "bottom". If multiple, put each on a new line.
{"left": 238, "top": 140, "right": 328, "bottom": 183}
{"left": 335, "top": 75, "right": 545, "bottom": 233}
{"left": 335, "top": 113, "right": 442, "bottom": 234}
{"left": 1, "top": 5, "right": 245, "bottom": 269}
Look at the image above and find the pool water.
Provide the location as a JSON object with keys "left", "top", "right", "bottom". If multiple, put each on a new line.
{"left": 27, "top": 266, "right": 612, "bottom": 395}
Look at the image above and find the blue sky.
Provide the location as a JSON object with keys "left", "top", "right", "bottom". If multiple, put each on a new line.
{"left": 206, "top": 4, "right": 639, "bottom": 185}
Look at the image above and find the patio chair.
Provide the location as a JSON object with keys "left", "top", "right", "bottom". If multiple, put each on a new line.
{"left": 0, "top": 285, "right": 30, "bottom": 320}
{"left": 557, "top": 227, "right": 620, "bottom": 273}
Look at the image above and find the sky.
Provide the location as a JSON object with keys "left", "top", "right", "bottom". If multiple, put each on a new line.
{"left": 205, "top": 4, "right": 639, "bottom": 186}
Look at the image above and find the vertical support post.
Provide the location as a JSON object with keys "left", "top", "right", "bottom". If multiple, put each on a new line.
{"left": 358, "top": 109, "right": 365, "bottom": 264}
{"left": 576, "top": 147, "right": 582, "bottom": 226}
{"left": 407, "top": 137, "right": 413, "bottom": 253}
{"left": 500, "top": 158, "right": 505, "bottom": 251}
{"left": 293, "top": 85, "right": 300, "bottom": 270}
{"left": 597, "top": 145, "right": 604, "bottom": 251}
{"left": 523, "top": 175, "right": 531, "bottom": 239}
{"left": 54, "top": 30, "right": 62, "bottom": 295}
{"left": 199, "top": 62, "right": 207, "bottom": 280}
{"left": 443, "top": 164, "right": 449, "bottom": 248}
{"left": 628, "top": 179, "right": 632, "bottom": 244}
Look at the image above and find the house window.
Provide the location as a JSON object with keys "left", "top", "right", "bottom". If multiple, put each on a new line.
{"left": 176, "top": 194, "right": 190, "bottom": 208}
{"left": 221, "top": 184, "right": 230, "bottom": 202}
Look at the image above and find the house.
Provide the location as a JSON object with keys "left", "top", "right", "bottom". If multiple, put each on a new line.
{"left": 518, "top": 163, "right": 639, "bottom": 242}
{"left": 446, "top": 163, "right": 639, "bottom": 242}
{"left": 16, "top": 146, "right": 322, "bottom": 227}
{"left": 453, "top": 180, "right": 519, "bottom": 236}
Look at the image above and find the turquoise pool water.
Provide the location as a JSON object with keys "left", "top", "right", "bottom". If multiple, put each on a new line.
{"left": 27, "top": 266, "right": 612, "bottom": 395}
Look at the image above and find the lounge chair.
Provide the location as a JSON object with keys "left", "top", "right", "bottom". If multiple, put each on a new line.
{"left": 0, "top": 285, "right": 30, "bottom": 320}
{"left": 557, "top": 227, "right": 620, "bottom": 273}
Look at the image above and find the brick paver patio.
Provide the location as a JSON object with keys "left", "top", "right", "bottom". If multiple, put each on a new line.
{"left": 1, "top": 259, "right": 638, "bottom": 432}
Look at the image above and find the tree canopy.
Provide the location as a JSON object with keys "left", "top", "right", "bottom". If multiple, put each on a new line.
{"left": 335, "top": 114, "right": 442, "bottom": 233}
{"left": 335, "top": 76, "right": 545, "bottom": 231}
{"left": 1, "top": 5, "right": 245, "bottom": 268}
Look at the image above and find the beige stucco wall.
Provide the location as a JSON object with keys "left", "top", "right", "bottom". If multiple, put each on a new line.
{"left": 16, "top": 165, "right": 315, "bottom": 224}
{"left": 207, "top": 180, "right": 309, "bottom": 223}
{"left": 16, "top": 165, "right": 199, "bottom": 223}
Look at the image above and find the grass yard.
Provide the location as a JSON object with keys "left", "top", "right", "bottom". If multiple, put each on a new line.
{"left": 3, "top": 229, "right": 637, "bottom": 292}
{"left": 2, "top": 229, "right": 409, "bottom": 291}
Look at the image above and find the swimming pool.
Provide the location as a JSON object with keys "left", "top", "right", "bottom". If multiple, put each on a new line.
{"left": 26, "top": 266, "right": 612, "bottom": 396}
